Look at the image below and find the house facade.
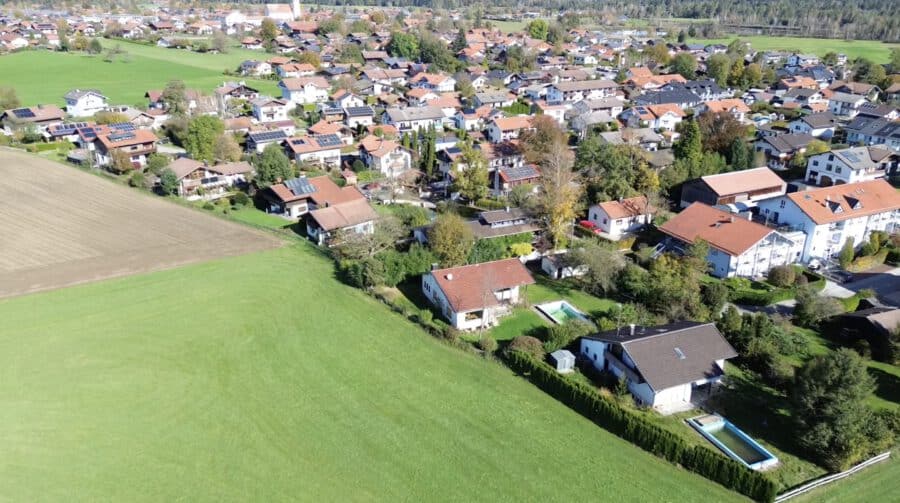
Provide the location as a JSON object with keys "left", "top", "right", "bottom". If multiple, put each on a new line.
{"left": 580, "top": 322, "right": 737, "bottom": 414}
{"left": 422, "top": 258, "right": 535, "bottom": 331}
{"left": 804, "top": 146, "right": 897, "bottom": 186}
{"left": 279, "top": 77, "right": 329, "bottom": 105}
{"left": 64, "top": 89, "right": 108, "bottom": 117}
{"left": 757, "top": 179, "right": 900, "bottom": 262}
{"left": 660, "top": 203, "right": 803, "bottom": 278}
{"left": 587, "top": 196, "right": 655, "bottom": 240}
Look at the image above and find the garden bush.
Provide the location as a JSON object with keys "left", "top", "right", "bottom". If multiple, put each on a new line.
{"left": 767, "top": 265, "right": 796, "bottom": 288}
{"left": 504, "top": 352, "right": 778, "bottom": 502}
{"left": 230, "top": 192, "right": 251, "bottom": 207}
{"left": 504, "top": 335, "right": 545, "bottom": 360}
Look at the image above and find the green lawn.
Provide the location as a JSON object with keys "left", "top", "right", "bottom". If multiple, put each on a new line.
{"left": 490, "top": 277, "right": 616, "bottom": 341}
{"left": 689, "top": 36, "right": 899, "bottom": 63}
{"left": 0, "top": 243, "right": 744, "bottom": 501}
{"left": 0, "top": 43, "right": 279, "bottom": 107}
{"left": 795, "top": 457, "right": 900, "bottom": 502}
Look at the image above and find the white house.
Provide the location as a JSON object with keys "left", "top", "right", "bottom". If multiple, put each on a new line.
{"left": 64, "top": 89, "right": 108, "bottom": 117}
{"left": 828, "top": 92, "right": 867, "bottom": 118}
{"left": 284, "top": 135, "right": 342, "bottom": 168}
{"left": 580, "top": 321, "right": 737, "bottom": 414}
{"left": 587, "top": 196, "right": 655, "bottom": 240}
{"left": 546, "top": 79, "right": 618, "bottom": 104}
{"left": 382, "top": 106, "right": 444, "bottom": 134}
{"left": 804, "top": 146, "right": 897, "bottom": 186}
{"left": 279, "top": 77, "right": 330, "bottom": 105}
{"left": 660, "top": 203, "right": 804, "bottom": 278}
{"left": 486, "top": 116, "right": 534, "bottom": 143}
{"left": 757, "top": 179, "right": 900, "bottom": 263}
{"left": 251, "top": 97, "right": 290, "bottom": 123}
{"left": 358, "top": 135, "right": 412, "bottom": 177}
{"left": 409, "top": 72, "right": 456, "bottom": 93}
{"left": 422, "top": 258, "right": 535, "bottom": 331}
{"left": 788, "top": 112, "right": 838, "bottom": 139}
{"left": 168, "top": 158, "right": 254, "bottom": 200}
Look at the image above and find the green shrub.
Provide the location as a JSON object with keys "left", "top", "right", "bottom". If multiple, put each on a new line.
{"left": 202, "top": 202, "right": 215, "bottom": 210}
{"left": 887, "top": 248, "right": 900, "bottom": 266}
{"left": 478, "top": 335, "right": 498, "bottom": 355}
{"left": 504, "top": 352, "right": 778, "bottom": 502}
{"left": 767, "top": 265, "right": 796, "bottom": 288}
{"left": 504, "top": 336, "right": 545, "bottom": 360}
{"left": 543, "top": 320, "right": 593, "bottom": 352}
{"left": 230, "top": 192, "right": 251, "bottom": 206}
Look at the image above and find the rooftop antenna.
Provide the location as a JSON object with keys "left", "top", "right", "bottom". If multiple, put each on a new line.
{"left": 615, "top": 303, "right": 623, "bottom": 337}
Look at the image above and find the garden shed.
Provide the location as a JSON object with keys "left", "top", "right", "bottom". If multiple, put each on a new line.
{"left": 550, "top": 349, "right": 576, "bottom": 373}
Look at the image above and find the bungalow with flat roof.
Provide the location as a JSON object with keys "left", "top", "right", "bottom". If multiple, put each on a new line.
{"left": 679, "top": 167, "right": 786, "bottom": 210}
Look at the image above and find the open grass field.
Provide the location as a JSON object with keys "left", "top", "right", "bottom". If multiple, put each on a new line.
{"left": 795, "top": 456, "right": 899, "bottom": 502}
{"left": 0, "top": 40, "right": 279, "bottom": 106}
{"left": 0, "top": 149, "right": 282, "bottom": 299}
{"left": 690, "top": 36, "right": 899, "bottom": 63}
{"left": 0, "top": 240, "right": 745, "bottom": 501}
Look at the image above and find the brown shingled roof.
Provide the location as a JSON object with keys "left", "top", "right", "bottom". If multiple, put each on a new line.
{"left": 430, "top": 258, "right": 535, "bottom": 313}
{"left": 659, "top": 203, "right": 774, "bottom": 256}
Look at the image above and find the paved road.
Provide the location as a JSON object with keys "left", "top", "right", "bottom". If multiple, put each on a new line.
{"left": 839, "top": 267, "right": 900, "bottom": 306}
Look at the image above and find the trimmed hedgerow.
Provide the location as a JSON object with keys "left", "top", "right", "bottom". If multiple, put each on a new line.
{"left": 505, "top": 351, "right": 778, "bottom": 503}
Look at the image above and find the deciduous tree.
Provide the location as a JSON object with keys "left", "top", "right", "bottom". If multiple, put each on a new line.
{"left": 183, "top": 116, "right": 225, "bottom": 162}
{"left": 428, "top": 212, "right": 475, "bottom": 267}
{"left": 254, "top": 143, "right": 294, "bottom": 187}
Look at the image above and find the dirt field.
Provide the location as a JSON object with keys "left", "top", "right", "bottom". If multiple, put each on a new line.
{"left": 0, "top": 149, "right": 283, "bottom": 299}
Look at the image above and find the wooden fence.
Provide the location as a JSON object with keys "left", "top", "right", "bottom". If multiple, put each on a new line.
{"left": 774, "top": 452, "right": 892, "bottom": 502}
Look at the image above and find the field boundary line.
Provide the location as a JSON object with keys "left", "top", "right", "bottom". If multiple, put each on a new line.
{"left": 774, "top": 451, "right": 891, "bottom": 502}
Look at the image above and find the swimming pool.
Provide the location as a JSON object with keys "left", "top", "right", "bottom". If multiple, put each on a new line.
{"left": 536, "top": 301, "right": 591, "bottom": 325}
{"left": 689, "top": 414, "right": 779, "bottom": 470}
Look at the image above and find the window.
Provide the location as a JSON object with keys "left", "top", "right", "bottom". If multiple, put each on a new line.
{"left": 812, "top": 160, "right": 819, "bottom": 166}
{"left": 779, "top": 199, "right": 786, "bottom": 209}
{"left": 835, "top": 167, "right": 842, "bottom": 174}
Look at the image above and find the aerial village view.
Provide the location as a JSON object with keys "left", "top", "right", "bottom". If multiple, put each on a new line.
{"left": 0, "top": 0, "right": 899, "bottom": 500}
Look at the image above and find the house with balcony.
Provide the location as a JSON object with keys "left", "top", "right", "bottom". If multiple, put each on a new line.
{"left": 284, "top": 135, "right": 342, "bottom": 168}
{"left": 358, "top": 135, "right": 412, "bottom": 177}
{"left": 279, "top": 76, "right": 330, "bottom": 104}
{"left": 788, "top": 112, "right": 838, "bottom": 139}
{"left": 546, "top": 79, "right": 618, "bottom": 104}
{"left": 64, "top": 89, "right": 108, "bottom": 117}
{"left": 580, "top": 321, "right": 737, "bottom": 414}
{"left": 422, "top": 258, "right": 535, "bottom": 331}
{"left": 659, "top": 203, "right": 803, "bottom": 278}
{"left": 168, "top": 158, "right": 254, "bottom": 200}
{"left": 757, "top": 179, "right": 900, "bottom": 262}
{"left": 251, "top": 97, "right": 290, "bottom": 123}
{"left": 754, "top": 133, "right": 815, "bottom": 169}
{"left": 828, "top": 92, "right": 868, "bottom": 118}
{"left": 486, "top": 116, "right": 534, "bottom": 143}
{"left": 93, "top": 129, "right": 158, "bottom": 169}
{"left": 382, "top": 106, "right": 444, "bottom": 134}
{"left": 804, "top": 146, "right": 898, "bottom": 186}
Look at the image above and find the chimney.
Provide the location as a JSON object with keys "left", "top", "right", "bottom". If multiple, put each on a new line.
{"left": 729, "top": 216, "right": 735, "bottom": 223}
{"left": 505, "top": 205, "right": 510, "bottom": 212}
{"left": 446, "top": 273, "right": 454, "bottom": 281}
{"left": 629, "top": 324, "right": 635, "bottom": 336}
{"left": 431, "top": 263, "right": 439, "bottom": 271}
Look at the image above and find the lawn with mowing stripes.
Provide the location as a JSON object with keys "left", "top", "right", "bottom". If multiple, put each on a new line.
{"left": 0, "top": 44, "right": 278, "bottom": 106}
{"left": 0, "top": 244, "right": 744, "bottom": 501}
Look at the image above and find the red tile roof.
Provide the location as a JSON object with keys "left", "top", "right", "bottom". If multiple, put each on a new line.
{"left": 430, "top": 258, "right": 535, "bottom": 313}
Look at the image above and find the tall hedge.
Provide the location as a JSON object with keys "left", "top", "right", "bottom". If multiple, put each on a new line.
{"left": 505, "top": 352, "right": 778, "bottom": 502}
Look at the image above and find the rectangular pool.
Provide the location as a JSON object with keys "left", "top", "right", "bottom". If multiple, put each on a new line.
{"left": 535, "top": 301, "right": 590, "bottom": 325}
{"left": 689, "top": 414, "right": 778, "bottom": 470}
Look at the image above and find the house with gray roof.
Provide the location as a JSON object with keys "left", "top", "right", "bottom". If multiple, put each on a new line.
{"left": 805, "top": 145, "right": 898, "bottom": 186}
{"left": 580, "top": 321, "right": 737, "bottom": 414}
{"left": 382, "top": 106, "right": 445, "bottom": 133}
{"left": 64, "top": 89, "right": 108, "bottom": 117}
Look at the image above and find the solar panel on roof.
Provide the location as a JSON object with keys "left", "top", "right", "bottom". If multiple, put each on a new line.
{"left": 110, "top": 122, "right": 135, "bottom": 131}
{"left": 501, "top": 165, "right": 539, "bottom": 181}
{"left": 12, "top": 108, "right": 35, "bottom": 119}
{"left": 284, "top": 176, "right": 316, "bottom": 196}
{"left": 315, "top": 134, "right": 341, "bottom": 147}
{"left": 251, "top": 131, "right": 286, "bottom": 142}
{"left": 108, "top": 132, "right": 135, "bottom": 142}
